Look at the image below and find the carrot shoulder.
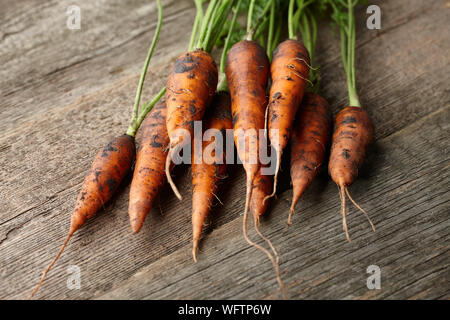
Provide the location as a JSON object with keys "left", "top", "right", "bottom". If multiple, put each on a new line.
{"left": 129, "top": 101, "right": 169, "bottom": 233}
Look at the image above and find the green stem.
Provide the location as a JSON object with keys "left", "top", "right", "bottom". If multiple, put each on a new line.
{"left": 254, "top": 14, "right": 269, "bottom": 40}
{"left": 126, "top": 87, "right": 166, "bottom": 137}
{"left": 202, "top": 0, "right": 220, "bottom": 50}
{"left": 288, "top": 0, "right": 297, "bottom": 40}
{"left": 271, "top": 15, "right": 281, "bottom": 53}
{"left": 267, "top": 0, "right": 275, "bottom": 58}
{"left": 347, "top": 0, "right": 360, "bottom": 106}
{"left": 127, "top": 0, "right": 163, "bottom": 137}
{"left": 196, "top": 0, "right": 218, "bottom": 49}
{"left": 219, "top": 0, "right": 241, "bottom": 74}
{"left": 340, "top": 28, "right": 349, "bottom": 79}
{"left": 205, "top": 0, "right": 234, "bottom": 53}
{"left": 246, "top": 0, "right": 256, "bottom": 40}
{"left": 189, "top": 0, "right": 203, "bottom": 51}
{"left": 250, "top": 0, "right": 272, "bottom": 38}
{"left": 217, "top": 72, "right": 228, "bottom": 92}
{"left": 350, "top": 1, "right": 356, "bottom": 90}
{"left": 309, "top": 9, "right": 317, "bottom": 67}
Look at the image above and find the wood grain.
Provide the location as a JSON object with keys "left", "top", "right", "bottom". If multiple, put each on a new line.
{"left": 0, "top": 0, "right": 448, "bottom": 299}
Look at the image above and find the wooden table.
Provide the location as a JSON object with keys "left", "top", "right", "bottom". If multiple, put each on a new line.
{"left": 0, "top": 0, "right": 448, "bottom": 300}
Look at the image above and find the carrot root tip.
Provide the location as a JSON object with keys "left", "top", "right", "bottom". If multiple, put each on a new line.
{"left": 338, "top": 184, "right": 352, "bottom": 242}
{"left": 192, "top": 241, "right": 199, "bottom": 263}
{"left": 165, "top": 150, "right": 182, "bottom": 200}
{"left": 242, "top": 175, "right": 286, "bottom": 298}
{"left": 286, "top": 206, "right": 295, "bottom": 228}
{"left": 344, "top": 187, "right": 376, "bottom": 233}
{"left": 263, "top": 152, "right": 281, "bottom": 205}
{"left": 29, "top": 231, "right": 74, "bottom": 299}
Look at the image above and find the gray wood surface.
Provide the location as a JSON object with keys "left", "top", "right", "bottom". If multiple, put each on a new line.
{"left": 0, "top": 0, "right": 449, "bottom": 300}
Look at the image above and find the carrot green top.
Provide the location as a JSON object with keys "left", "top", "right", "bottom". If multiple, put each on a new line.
{"left": 127, "top": 0, "right": 164, "bottom": 137}
{"left": 326, "top": 0, "right": 363, "bottom": 107}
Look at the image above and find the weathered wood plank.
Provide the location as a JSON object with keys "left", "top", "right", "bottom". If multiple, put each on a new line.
{"left": 0, "top": 0, "right": 193, "bottom": 131}
{"left": 0, "top": 0, "right": 449, "bottom": 300}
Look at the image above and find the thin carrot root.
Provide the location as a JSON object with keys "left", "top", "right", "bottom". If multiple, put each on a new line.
{"left": 243, "top": 176, "right": 286, "bottom": 299}
{"left": 339, "top": 184, "right": 351, "bottom": 242}
{"left": 264, "top": 105, "right": 269, "bottom": 133}
{"left": 29, "top": 231, "right": 74, "bottom": 299}
{"left": 289, "top": 57, "right": 317, "bottom": 70}
{"left": 287, "top": 64, "right": 314, "bottom": 87}
{"left": 165, "top": 151, "right": 182, "bottom": 200}
{"left": 254, "top": 216, "right": 280, "bottom": 265}
{"left": 212, "top": 192, "right": 224, "bottom": 206}
{"left": 263, "top": 152, "right": 280, "bottom": 204}
{"left": 345, "top": 187, "right": 375, "bottom": 232}
{"left": 287, "top": 201, "right": 296, "bottom": 228}
{"left": 192, "top": 239, "right": 199, "bottom": 263}
{"left": 337, "top": 183, "right": 376, "bottom": 242}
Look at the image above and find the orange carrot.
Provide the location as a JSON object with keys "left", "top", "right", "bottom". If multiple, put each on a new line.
{"left": 191, "top": 91, "right": 232, "bottom": 262}
{"left": 165, "top": 49, "right": 218, "bottom": 200}
{"left": 226, "top": 40, "right": 285, "bottom": 297}
{"left": 288, "top": 93, "right": 331, "bottom": 225}
{"left": 225, "top": 40, "right": 268, "bottom": 222}
{"left": 265, "top": 39, "right": 310, "bottom": 201}
{"left": 326, "top": 0, "right": 376, "bottom": 242}
{"left": 30, "top": 134, "right": 135, "bottom": 298}
{"left": 128, "top": 101, "right": 169, "bottom": 233}
{"left": 328, "top": 107, "right": 375, "bottom": 241}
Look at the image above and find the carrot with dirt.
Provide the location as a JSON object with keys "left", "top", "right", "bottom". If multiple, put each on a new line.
{"left": 286, "top": 1, "right": 332, "bottom": 226}
{"left": 165, "top": 0, "right": 235, "bottom": 200}
{"left": 191, "top": 92, "right": 232, "bottom": 262}
{"left": 128, "top": 0, "right": 232, "bottom": 232}
{"left": 289, "top": 93, "right": 331, "bottom": 225}
{"left": 190, "top": 0, "right": 242, "bottom": 262}
{"left": 326, "top": 0, "right": 375, "bottom": 241}
{"left": 263, "top": 0, "right": 311, "bottom": 202}
{"left": 128, "top": 101, "right": 169, "bottom": 233}
{"left": 29, "top": 1, "right": 164, "bottom": 298}
{"left": 225, "top": 0, "right": 285, "bottom": 297}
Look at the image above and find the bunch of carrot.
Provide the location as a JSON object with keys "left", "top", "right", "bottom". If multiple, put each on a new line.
{"left": 30, "top": 0, "right": 376, "bottom": 299}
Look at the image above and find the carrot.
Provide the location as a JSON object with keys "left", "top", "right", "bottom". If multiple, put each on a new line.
{"left": 264, "top": 39, "right": 310, "bottom": 201}
{"left": 326, "top": 0, "right": 376, "bottom": 241}
{"left": 165, "top": 49, "right": 218, "bottom": 200}
{"left": 288, "top": 93, "right": 331, "bottom": 225}
{"left": 226, "top": 39, "right": 268, "bottom": 221}
{"left": 328, "top": 107, "right": 375, "bottom": 241}
{"left": 226, "top": 39, "right": 268, "bottom": 234}
{"left": 226, "top": 39, "right": 286, "bottom": 297}
{"left": 30, "top": 134, "right": 135, "bottom": 298}
{"left": 30, "top": 1, "right": 164, "bottom": 298}
{"left": 164, "top": 0, "right": 235, "bottom": 201}
{"left": 191, "top": 91, "right": 232, "bottom": 262}
{"left": 128, "top": 101, "right": 169, "bottom": 233}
